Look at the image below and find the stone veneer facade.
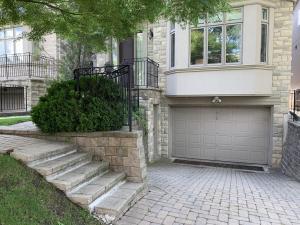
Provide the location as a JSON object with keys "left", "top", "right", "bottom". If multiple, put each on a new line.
{"left": 140, "top": 0, "right": 293, "bottom": 167}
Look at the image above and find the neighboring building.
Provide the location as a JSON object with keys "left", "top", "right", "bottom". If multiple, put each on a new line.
{"left": 0, "top": 25, "right": 59, "bottom": 112}
{"left": 97, "top": 0, "right": 293, "bottom": 167}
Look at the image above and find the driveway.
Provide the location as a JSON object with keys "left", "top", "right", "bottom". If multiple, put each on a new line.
{"left": 117, "top": 162, "right": 300, "bottom": 225}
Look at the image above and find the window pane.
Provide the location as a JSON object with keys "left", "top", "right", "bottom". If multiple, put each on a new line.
{"left": 208, "top": 26, "right": 222, "bottom": 64}
{"left": 261, "top": 24, "right": 268, "bottom": 62}
{"left": 170, "top": 22, "right": 175, "bottom": 31}
{"left": 226, "top": 24, "right": 241, "bottom": 63}
{"left": 191, "top": 29, "right": 204, "bottom": 65}
{"left": 0, "top": 30, "right": 4, "bottom": 39}
{"left": 5, "top": 29, "right": 13, "bottom": 38}
{"left": 262, "top": 8, "right": 268, "bottom": 21}
{"left": 208, "top": 13, "right": 223, "bottom": 24}
{"left": 15, "top": 27, "right": 23, "bottom": 37}
{"left": 171, "top": 33, "right": 175, "bottom": 67}
{"left": 226, "top": 8, "right": 242, "bottom": 22}
{"left": 6, "top": 40, "right": 14, "bottom": 54}
{"left": 0, "top": 41, "right": 5, "bottom": 55}
{"left": 15, "top": 39, "right": 23, "bottom": 54}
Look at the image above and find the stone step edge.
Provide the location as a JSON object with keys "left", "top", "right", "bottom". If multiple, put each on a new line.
{"left": 49, "top": 162, "right": 109, "bottom": 192}
{"left": 91, "top": 182, "right": 148, "bottom": 224}
{"left": 11, "top": 145, "right": 76, "bottom": 164}
{"left": 67, "top": 172, "right": 126, "bottom": 207}
{"left": 32, "top": 153, "right": 92, "bottom": 177}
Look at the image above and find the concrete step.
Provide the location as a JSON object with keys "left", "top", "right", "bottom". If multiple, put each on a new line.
{"left": 31, "top": 152, "right": 91, "bottom": 176}
{"left": 49, "top": 161, "right": 109, "bottom": 192}
{"left": 11, "top": 142, "right": 75, "bottom": 163}
{"left": 94, "top": 182, "right": 147, "bottom": 223}
{"left": 68, "top": 172, "right": 126, "bottom": 207}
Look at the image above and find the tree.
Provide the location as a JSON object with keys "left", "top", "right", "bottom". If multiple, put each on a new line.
{"left": 0, "top": 0, "right": 229, "bottom": 52}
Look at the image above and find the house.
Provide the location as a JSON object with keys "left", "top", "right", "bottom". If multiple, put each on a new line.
{"left": 0, "top": 25, "right": 59, "bottom": 113}
{"left": 96, "top": 0, "right": 293, "bottom": 167}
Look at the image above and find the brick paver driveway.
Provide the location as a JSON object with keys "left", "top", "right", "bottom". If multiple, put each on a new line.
{"left": 117, "top": 162, "right": 300, "bottom": 225}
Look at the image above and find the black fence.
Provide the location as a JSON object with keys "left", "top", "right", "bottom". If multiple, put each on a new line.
{"left": 122, "top": 57, "right": 159, "bottom": 88}
{"left": 73, "top": 65, "right": 135, "bottom": 131}
{"left": 0, "top": 84, "right": 28, "bottom": 112}
{"left": 291, "top": 89, "right": 300, "bottom": 111}
{"left": 0, "top": 53, "right": 57, "bottom": 79}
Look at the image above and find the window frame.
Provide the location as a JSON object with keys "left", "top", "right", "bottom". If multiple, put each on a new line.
{"left": 260, "top": 8, "right": 269, "bottom": 64}
{"left": 189, "top": 8, "right": 244, "bottom": 67}
{"left": 0, "top": 26, "right": 24, "bottom": 55}
{"left": 170, "top": 22, "right": 176, "bottom": 68}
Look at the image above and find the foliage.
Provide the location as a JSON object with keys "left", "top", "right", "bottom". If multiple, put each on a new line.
{"left": 0, "top": 0, "right": 229, "bottom": 52}
{"left": 133, "top": 107, "right": 148, "bottom": 135}
{"left": 0, "top": 155, "right": 102, "bottom": 225}
{"left": 31, "top": 77, "right": 124, "bottom": 133}
{"left": 0, "top": 116, "right": 31, "bottom": 126}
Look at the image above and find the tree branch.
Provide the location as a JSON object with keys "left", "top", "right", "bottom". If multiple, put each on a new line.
{"left": 16, "top": 0, "right": 82, "bottom": 15}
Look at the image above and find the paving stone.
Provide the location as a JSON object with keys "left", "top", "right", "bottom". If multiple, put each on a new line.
{"left": 117, "top": 162, "right": 300, "bottom": 225}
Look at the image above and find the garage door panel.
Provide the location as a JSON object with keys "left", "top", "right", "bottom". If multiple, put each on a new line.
{"left": 172, "top": 107, "right": 270, "bottom": 164}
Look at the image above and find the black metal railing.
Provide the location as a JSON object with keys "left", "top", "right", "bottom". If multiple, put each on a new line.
{"left": 290, "top": 89, "right": 300, "bottom": 119}
{"left": 0, "top": 52, "right": 57, "bottom": 80}
{"left": 122, "top": 57, "right": 159, "bottom": 88}
{"left": 73, "top": 65, "right": 135, "bottom": 131}
{"left": 0, "top": 84, "right": 28, "bottom": 112}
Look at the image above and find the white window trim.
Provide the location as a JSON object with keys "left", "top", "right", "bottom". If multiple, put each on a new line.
{"left": 189, "top": 8, "right": 244, "bottom": 67}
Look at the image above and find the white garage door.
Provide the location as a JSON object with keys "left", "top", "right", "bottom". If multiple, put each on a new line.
{"left": 172, "top": 107, "right": 270, "bottom": 164}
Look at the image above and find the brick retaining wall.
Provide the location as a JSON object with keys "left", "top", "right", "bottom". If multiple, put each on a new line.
{"left": 281, "top": 121, "right": 300, "bottom": 181}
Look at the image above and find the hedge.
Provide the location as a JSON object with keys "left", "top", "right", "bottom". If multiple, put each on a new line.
{"left": 31, "top": 77, "right": 124, "bottom": 133}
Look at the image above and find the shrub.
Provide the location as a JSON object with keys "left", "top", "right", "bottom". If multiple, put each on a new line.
{"left": 31, "top": 77, "right": 124, "bottom": 133}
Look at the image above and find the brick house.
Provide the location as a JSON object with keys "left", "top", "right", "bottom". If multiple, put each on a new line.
{"left": 96, "top": 0, "right": 294, "bottom": 167}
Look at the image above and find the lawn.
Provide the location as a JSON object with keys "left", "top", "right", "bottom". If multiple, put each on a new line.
{"left": 0, "top": 155, "right": 102, "bottom": 225}
{"left": 0, "top": 116, "right": 32, "bottom": 126}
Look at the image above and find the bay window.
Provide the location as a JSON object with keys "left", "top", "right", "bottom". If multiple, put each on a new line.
{"left": 190, "top": 8, "right": 243, "bottom": 66}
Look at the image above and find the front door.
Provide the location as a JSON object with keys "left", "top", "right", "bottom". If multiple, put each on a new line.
{"left": 119, "top": 38, "right": 134, "bottom": 64}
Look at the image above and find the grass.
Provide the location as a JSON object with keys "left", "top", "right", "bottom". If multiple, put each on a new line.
{"left": 0, "top": 116, "right": 32, "bottom": 126}
{"left": 0, "top": 155, "right": 102, "bottom": 225}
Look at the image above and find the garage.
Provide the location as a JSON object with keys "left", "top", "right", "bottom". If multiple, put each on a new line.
{"left": 172, "top": 107, "right": 271, "bottom": 165}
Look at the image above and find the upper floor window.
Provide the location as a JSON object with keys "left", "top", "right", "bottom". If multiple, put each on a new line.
{"left": 190, "top": 8, "right": 243, "bottom": 66}
{"left": 260, "top": 8, "right": 268, "bottom": 63}
{"left": 0, "top": 27, "right": 24, "bottom": 55}
{"left": 170, "top": 22, "right": 175, "bottom": 68}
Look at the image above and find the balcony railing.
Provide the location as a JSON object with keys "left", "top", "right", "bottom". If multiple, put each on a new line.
{"left": 122, "top": 57, "right": 159, "bottom": 88}
{"left": 0, "top": 52, "right": 57, "bottom": 80}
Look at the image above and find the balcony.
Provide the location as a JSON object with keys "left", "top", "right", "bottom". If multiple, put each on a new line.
{"left": 0, "top": 53, "right": 57, "bottom": 80}
{"left": 122, "top": 57, "right": 159, "bottom": 88}
{"left": 166, "top": 65, "right": 273, "bottom": 96}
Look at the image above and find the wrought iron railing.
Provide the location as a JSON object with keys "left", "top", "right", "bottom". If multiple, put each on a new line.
{"left": 73, "top": 65, "right": 135, "bottom": 131}
{"left": 0, "top": 52, "right": 57, "bottom": 80}
{"left": 0, "top": 84, "right": 28, "bottom": 112}
{"left": 122, "top": 57, "right": 159, "bottom": 88}
{"left": 290, "top": 89, "right": 300, "bottom": 120}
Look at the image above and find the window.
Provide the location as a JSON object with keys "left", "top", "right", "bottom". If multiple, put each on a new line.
{"left": 0, "top": 27, "right": 24, "bottom": 55}
{"left": 190, "top": 8, "right": 243, "bottom": 65}
{"left": 261, "top": 8, "right": 268, "bottom": 63}
{"left": 170, "top": 22, "right": 175, "bottom": 67}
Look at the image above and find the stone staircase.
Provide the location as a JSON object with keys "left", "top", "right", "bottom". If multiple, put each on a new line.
{"left": 7, "top": 137, "right": 147, "bottom": 224}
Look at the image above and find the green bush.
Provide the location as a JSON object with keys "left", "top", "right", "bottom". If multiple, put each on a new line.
{"left": 31, "top": 77, "right": 124, "bottom": 133}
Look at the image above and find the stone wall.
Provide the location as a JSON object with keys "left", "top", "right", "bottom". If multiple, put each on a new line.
{"left": 1, "top": 78, "right": 49, "bottom": 111}
{"left": 281, "top": 121, "right": 300, "bottom": 181}
{"left": 137, "top": 88, "right": 161, "bottom": 162}
{"left": 1, "top": 129, "right": 147, "bottom": 183}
